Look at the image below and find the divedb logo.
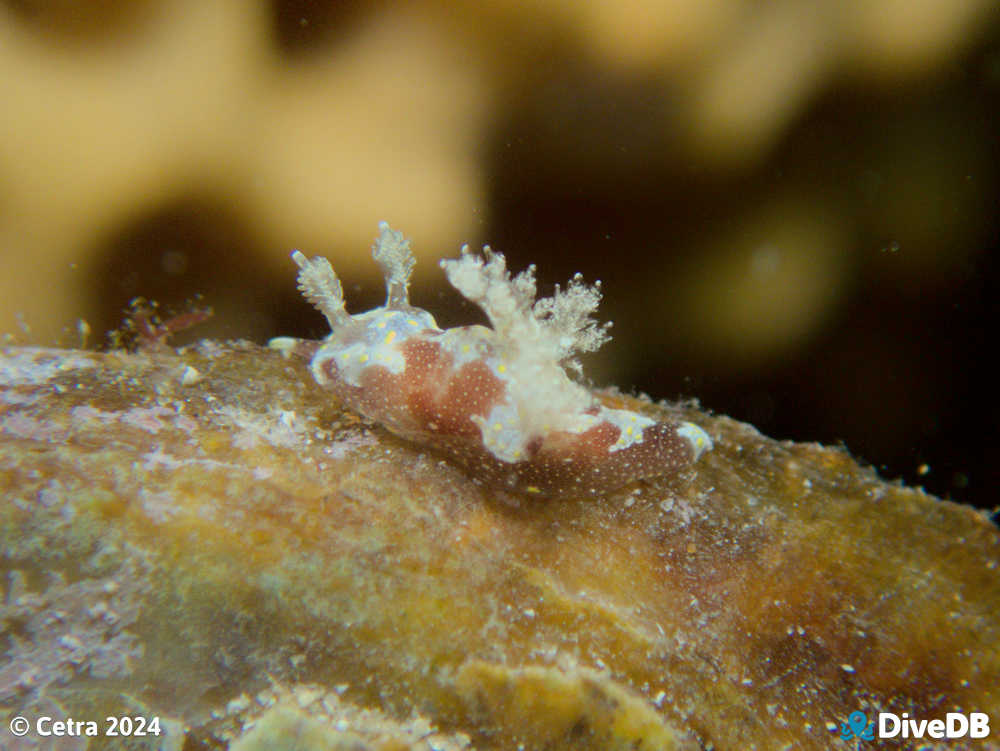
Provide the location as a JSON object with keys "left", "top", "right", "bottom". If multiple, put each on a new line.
{"left": 839, "top": 710, "right": 990, "bottom": 742}
{"left": 880, "top": 712, "right": 990, "bottom": 740}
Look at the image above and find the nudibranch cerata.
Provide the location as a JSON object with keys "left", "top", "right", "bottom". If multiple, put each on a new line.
{"left": 270, "top": 222, "right": 712, "bottom": 497}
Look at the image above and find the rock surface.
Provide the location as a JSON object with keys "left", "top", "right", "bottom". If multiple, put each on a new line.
{"left": 1, "top": 343, "right": 998, "bottom": 750}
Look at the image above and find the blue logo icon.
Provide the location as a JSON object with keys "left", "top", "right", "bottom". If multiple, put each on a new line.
{"left": 840, "top": 711, "right": 875, "bottom": 741}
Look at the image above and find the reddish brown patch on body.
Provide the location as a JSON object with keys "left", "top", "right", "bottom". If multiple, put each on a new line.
{"left": 399, "top": 339, "right": 508, "bottom": 438}
{"left": 415, "top": 417, "right": 699, "bottom": 497}
{"left": 297, "top": 336, "right": 701, "bottom": 497}
{"left": 352, "top": 366, "right": 414, "bottom": 431}
{"left": 398, "top": 338, "right": 453, "bottom": 426}
{"left": 399, "top": 339, "right": 450, "bottom": 388}
{"left": 437, "top": 360, "right": 507, "bottom": 433}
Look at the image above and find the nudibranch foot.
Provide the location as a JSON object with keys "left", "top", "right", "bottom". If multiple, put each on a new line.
{"left": 270, "top": 222, "right": 712, "bottom": 497}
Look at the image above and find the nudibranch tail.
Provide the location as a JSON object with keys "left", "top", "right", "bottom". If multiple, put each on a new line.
{"left": 271, "top": 223, "right": 713, "bottom": 497}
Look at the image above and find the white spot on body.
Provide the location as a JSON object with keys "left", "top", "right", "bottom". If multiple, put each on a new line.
{"left": 603, "top": 407, "right": 655, "bottom": 451}
{"left": 311, "top": 307, "right": 438, "bottom": 387}
{"left": 677, "top": 422, "right": 713, "bottom": 459}
{"left": 471, "top": 402, "right": 528, "bottom": 462}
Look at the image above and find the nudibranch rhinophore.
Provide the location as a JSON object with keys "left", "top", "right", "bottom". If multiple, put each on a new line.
{"left": 270, "top": 222, "right": 712, "bottom": 497}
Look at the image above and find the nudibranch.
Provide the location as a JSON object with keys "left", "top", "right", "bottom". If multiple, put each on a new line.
{"left": 270, "top": 222, "right": 712, "bottom": 497}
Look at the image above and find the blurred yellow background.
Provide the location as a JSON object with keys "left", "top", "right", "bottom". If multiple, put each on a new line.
{"left": 1, "top": 0, "right": 998, "bottom": 507}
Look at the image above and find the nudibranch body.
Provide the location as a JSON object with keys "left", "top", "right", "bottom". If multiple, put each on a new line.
{"left": 270, "top": 222, "right": 712, "bottom": 497}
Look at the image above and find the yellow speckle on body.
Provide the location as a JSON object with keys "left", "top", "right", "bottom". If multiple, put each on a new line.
{"left": 385, "top": 331, "right": 397, "bottom": 345}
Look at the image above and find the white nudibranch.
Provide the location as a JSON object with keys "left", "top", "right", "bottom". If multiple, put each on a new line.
{"left": 271, "top": 222, "right": 712, "bottom": 496}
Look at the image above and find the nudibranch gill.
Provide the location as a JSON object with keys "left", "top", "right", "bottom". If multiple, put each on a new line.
{"left": 270, "top": 222, "right": 712, "bottom": 497}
